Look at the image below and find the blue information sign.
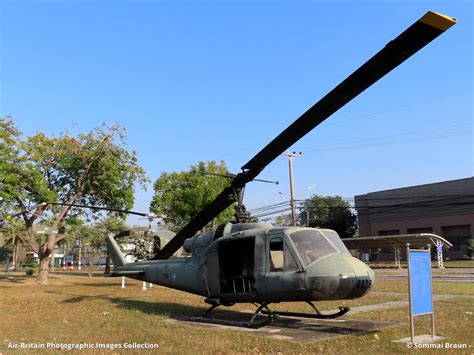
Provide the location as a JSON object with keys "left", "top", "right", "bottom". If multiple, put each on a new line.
{"left": 408, "top": 250, "right": 433, "bottom": 316}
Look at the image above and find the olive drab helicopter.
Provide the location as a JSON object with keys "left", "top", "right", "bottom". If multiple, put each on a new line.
{"left": 104, "top": 11, "right": 456, "bottom": 325}
{"left": 10, "top": 11, "right": 454, "bottom": 326}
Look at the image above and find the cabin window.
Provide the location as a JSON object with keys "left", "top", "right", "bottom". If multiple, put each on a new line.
{"left": 268, "top": 237, "right": 297, "bottom": 272}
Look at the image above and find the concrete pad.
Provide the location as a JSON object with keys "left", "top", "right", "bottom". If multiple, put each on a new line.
{"left": 168, "top": 311, "right": 399, "bottom": 344}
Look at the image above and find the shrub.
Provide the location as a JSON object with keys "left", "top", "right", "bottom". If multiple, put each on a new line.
{"left": 24, "top": 259, "right": 38, "bottom": 275}
{"left": 23, "top": 259, "right": 38, "bottom": 269}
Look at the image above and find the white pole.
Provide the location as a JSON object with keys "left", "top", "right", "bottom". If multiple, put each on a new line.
{"left": 406, "top": 243, "right": 415, "bottom": 343}
{"left": 142, "top": 281, "right": 147, "bottom": 291}
{"left": 428, "top": 243, "right": 436, "bottom": 338}
{"left": 62, "top": 244, "right": 67, "bottom": 271}
{"left": 78, "top": 238, "right": 82, "bottom": 271}
{"left": 437, "top": 241, "right": 444, "bottom": 269}
{"left": 121, "top": 276, "right": 125, "bottom": 289}
{"left": 149, "top": 283, "right": 153, "bottom": 288}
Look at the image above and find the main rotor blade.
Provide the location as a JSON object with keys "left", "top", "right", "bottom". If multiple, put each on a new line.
{"left": 45, "top": 202, "right": 151, "bottom": 217}
{"left": 242, "top": 11, "right": 456, "bottom": 173}
{"left": 157, "top": 185, "right": 236, "bottom": 259}
{"left": 156, "top": 11, "right": 456, "bottom": 259}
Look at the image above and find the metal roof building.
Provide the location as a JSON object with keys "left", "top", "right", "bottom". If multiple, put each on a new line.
{"left": 354, "top": 177, "right": 474, "bottom": 260}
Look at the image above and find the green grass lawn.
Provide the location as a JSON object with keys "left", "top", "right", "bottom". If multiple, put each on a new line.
{"left": 0, "top": 272, "right": 472, "bottom": 354}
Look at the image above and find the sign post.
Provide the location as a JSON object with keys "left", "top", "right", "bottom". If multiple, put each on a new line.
{"left": 406, "top": 243, "right": 435, "bottom": 343}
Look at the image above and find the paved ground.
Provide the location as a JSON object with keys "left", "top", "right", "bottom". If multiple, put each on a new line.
{"left": 167, "top": 276, "right": 473, "bottom": 344}
{"left": 373, "top": 267, "right": 474, "bottom": 282}
{"left": 169, "top": 311, "right": 399, "bottom": 344}
{"left": 169, "top": 297, "right": 460, "bottom": 343}
{"left": 322, "top": 293, "right": 470, "bottom": 316}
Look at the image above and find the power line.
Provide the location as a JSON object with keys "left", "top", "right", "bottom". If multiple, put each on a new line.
{"left": 252, "top": 198, "right": 473, "bottom": 216}
{"left": 253, "top": 207, "right": 292, "bottom": 218}
{"left": 250, "top": 200, "right": 291, "bottom": 212}
{"left": 327, "top": 88, "right": 472, "bottom": 126}
{"left": 301, "top": 128, "right": 471, "bottom": 153}
{"left": 216, "top": 88, "right": 472, "bottom": 161}
{"left": 299, "top": 123, "right": 471, "bottom": 150}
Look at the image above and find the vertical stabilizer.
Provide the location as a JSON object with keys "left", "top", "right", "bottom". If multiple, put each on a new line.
{"left": 107, "top": 234, "right": 127, "bottom": 267}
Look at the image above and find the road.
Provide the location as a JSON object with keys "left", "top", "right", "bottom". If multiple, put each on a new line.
{"left": 373, "top": 267, "right": 474, "bottom": 283}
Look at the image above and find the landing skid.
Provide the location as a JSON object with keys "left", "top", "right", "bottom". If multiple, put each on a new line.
{"left": 195, "top": 300, "right": 349, "bottom": 328}
{"left": 200, "top": 301, "right": 273, "bottom": 328}
{"left": 261, "top": 301, "right": 350, "bottom": 319}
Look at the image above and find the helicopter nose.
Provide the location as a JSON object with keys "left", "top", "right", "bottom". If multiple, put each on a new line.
{"left": 305, "top": 255, "right": 374, "bottom": 300}
{"left": 345, "top": 256, "right": 375, "bottom": 298}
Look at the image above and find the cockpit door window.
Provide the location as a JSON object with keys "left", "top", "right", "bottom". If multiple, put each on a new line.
{"left": 268, "top": 237, "right": 298, "bottom": 272}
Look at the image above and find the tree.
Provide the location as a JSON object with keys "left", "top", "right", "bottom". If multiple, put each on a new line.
{"left": 94, "top": 215, "right": 126, "bottom": 236}
{"left": 150, "top": 160, "right": 235, "bottom": 232}
{"left": 468, "top": 238, "right": 474, "bottom": 260}
{"left": 0, "top": 219, "right": 27, "bottom": 270}
{"left": 302, "top": 195, "right": 357, "bottom": 238}
{"left": 0, "top": 117, "right": 27, "bottom": 210}
{"left": 94, "top": 216, "right": 126, "bottom": 274}
{"left": 56, "top": 216, "right": 87, "bottom": 270}
{"left": 78, "top": 217, "right": 126, "bottom": 277}
{"left": 274, "top": 213, "right": 292, "bottom": 226}
{"left": 0, "top": 118, "right": 29, "bottom": 269}
{"left": 0, "top": 118, "right": 148, "bottom": 284}
{"left": 79, "top": 224, "right": 102, "bottom": 277}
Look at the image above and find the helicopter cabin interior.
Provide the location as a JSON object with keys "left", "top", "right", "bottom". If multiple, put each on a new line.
{"left": 216, "top": 234, "right": 298, "bottom": 294}
{"left": 218, "top": 237, "right": 256, "bottom": 294}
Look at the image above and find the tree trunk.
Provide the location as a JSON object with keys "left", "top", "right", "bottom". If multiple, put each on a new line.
{"left": 88, "top": 260, "right": 95, "bottom": 278}
{"left": 15, "top": 239, "right": 21, "bottom": 268}
{"left": 37, "top": 256, "right": 50, "bottom": 285}
{"left": 104, "top": 252, "right": 111, "bottom": 275}
{"left": 49, "top": 254, "right": 55, "bottom": 271}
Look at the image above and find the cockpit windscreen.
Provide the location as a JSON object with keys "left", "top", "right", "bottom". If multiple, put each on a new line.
{"left": 289, "top": 230, "right": 337, "bottom": 266}
{"left": 320, "top": 229, "right": 351, "bottom": 255}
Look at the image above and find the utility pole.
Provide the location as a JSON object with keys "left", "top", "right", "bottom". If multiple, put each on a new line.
{"left": 281, "top": 151, "right": 302, "bottom": 226}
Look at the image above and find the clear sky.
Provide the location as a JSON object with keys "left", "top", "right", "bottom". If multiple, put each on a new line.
{"left": 1, "top": 0, "right": 472, "bottom": 226}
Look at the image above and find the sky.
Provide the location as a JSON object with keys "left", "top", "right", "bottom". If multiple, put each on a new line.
{"left": 0, "top": 0, "right": 472, "bottom": 226}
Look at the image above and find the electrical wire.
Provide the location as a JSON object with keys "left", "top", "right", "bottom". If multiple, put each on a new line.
{"left": 299, "top": 123, "right": 471, "bottom": 150}
{"left": 301, "top": 129, "right": 471, "bottom": 153}
{"left": 251, "top": 197, "right": 473, "bottom": 218}
{"left": 327, "top": 88, "right": 472, "bottom": 126}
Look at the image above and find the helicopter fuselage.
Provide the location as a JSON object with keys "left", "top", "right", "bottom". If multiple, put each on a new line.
{"left": 109, "top": 223, "right": 374, "bottom": 305}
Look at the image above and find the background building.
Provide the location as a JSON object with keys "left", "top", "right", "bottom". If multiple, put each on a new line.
{"left": 355, "top": 177, "right": 474, "bottom": 260}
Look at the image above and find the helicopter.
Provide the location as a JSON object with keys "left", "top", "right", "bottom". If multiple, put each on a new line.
{"left": 99, "top": 10, "right": 456, "bottom": 325}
